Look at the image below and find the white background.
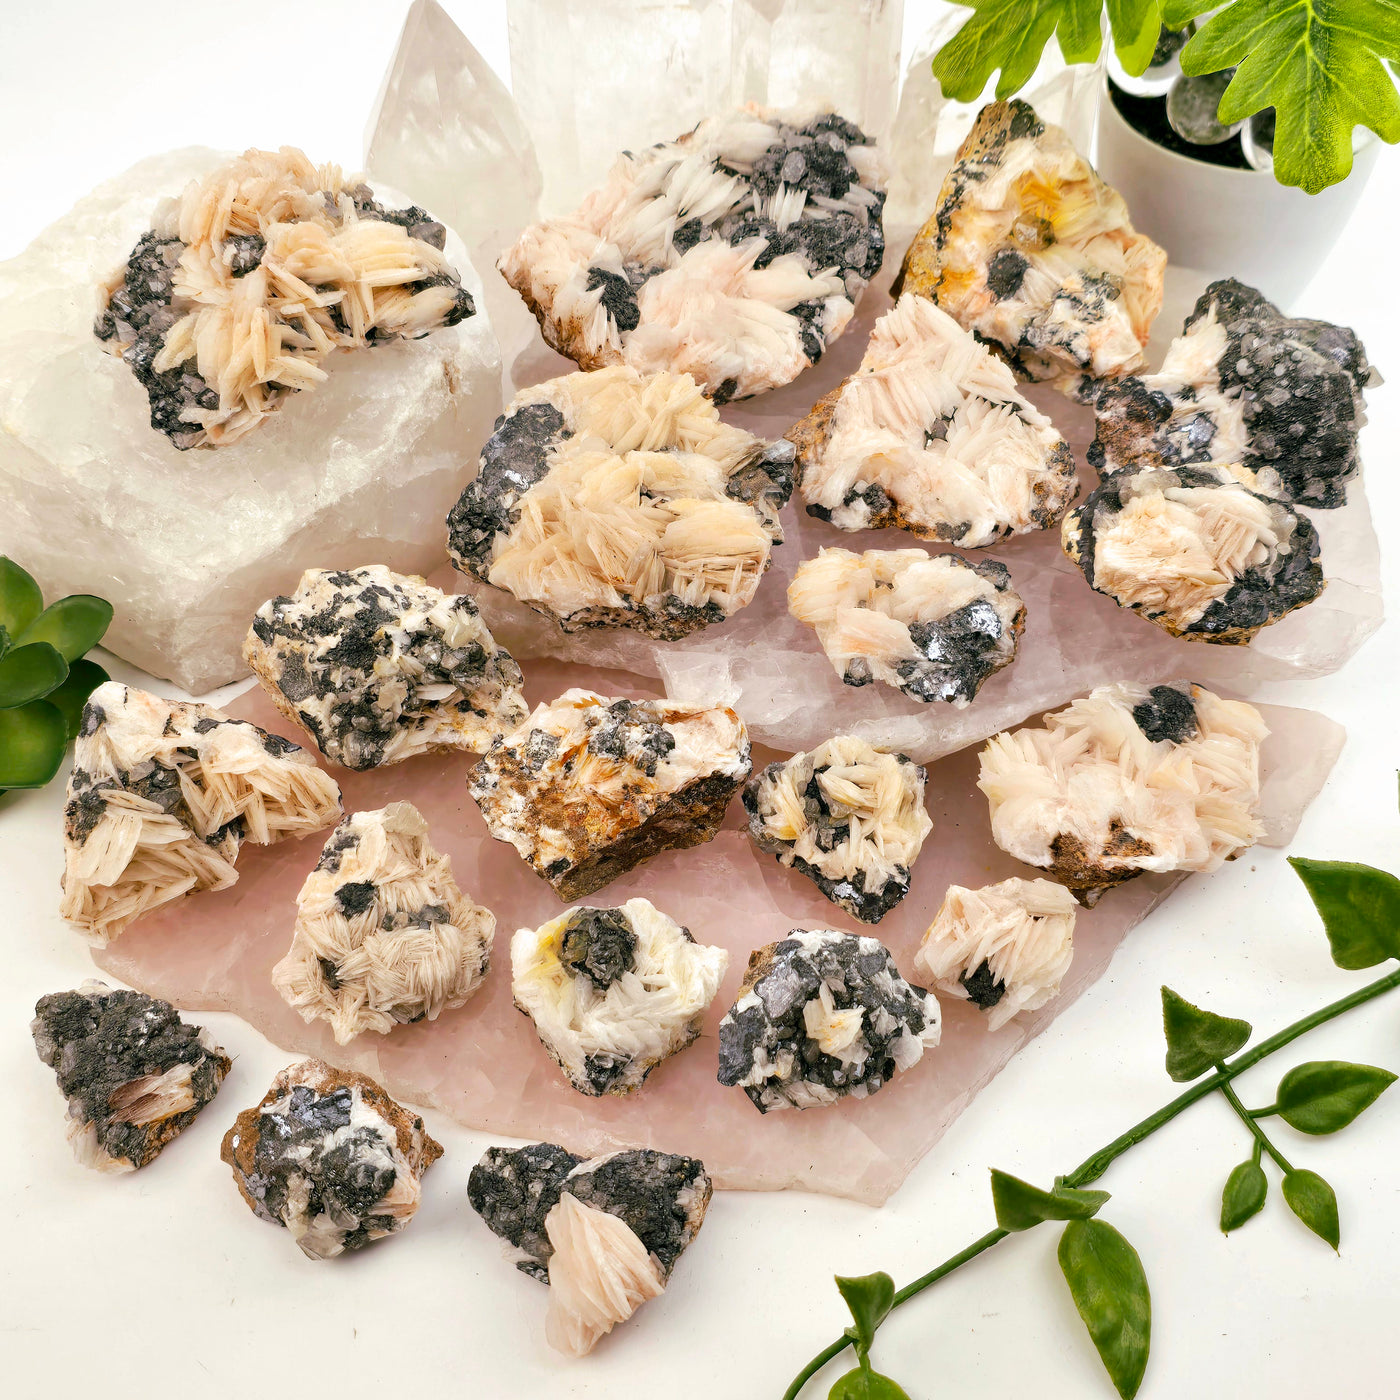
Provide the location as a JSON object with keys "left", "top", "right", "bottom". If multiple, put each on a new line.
{"left": 2, "top": 3, "right": 1397, "bottom": 1397}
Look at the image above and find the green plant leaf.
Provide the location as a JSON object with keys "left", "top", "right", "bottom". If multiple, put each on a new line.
{"left": 0, "top": 557, "right": 43, "bottom": 640}
{"left": 829, "top": 1366, "right": 912, "bottom": 1400}
{"left": 0, "top": 700, "right": 68, "bottom": 788}
{"left": 1162, "top": 0, "right": 1215, "bottom": 25}
{"left": 1273, "top": 1060, "right": 1397, "bottom": 1135}
{"left": 0, "top": 642, "right": 68, "bottom": 708}
{"left": 991, "top": 1169, "right": 1110, "bottom": 1230}
{"left": 43, "top": 658, "right": 109, "bottom": 741}
{"left": 835, "top": 1273, "right": 896, "bottom": 1354}
{"left": 1107, "top": 0, "right": 1164, "bottom": 75}
{"left": 1161, "top": 987, "right": 1252, "bottom": 1081}
{"left": 1220, "top": 1159, "right": 1268, "bottom": 1233}
{"left": 1288, "top": 858, "right": 1400, "bottom": 969}
{"left": 1058, "top": 1219, "right": 1152, "bottom": 1399}
{"left": 1282, "top": 1168, "right": 1340, "bottom": 1249}
{"left": 1180, "top": 0, "right": 1400, "bottom": 194}
{"left": 15, "top": 594, "right": 113, "bottom": 663}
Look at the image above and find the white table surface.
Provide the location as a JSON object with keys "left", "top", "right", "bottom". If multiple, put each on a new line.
{"left": 2, "top": 4, "right": 1397, "bottom": 1397}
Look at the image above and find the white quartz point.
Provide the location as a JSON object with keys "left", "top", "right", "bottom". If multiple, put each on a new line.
{"left": 544, "top": 1192, "right": 666, "bottom": 1356}
{"left": 0, "top": 148, "right": 502, "bottom": 692}
{"left": 365, "top": 0, "right": 544, "bottom": 391}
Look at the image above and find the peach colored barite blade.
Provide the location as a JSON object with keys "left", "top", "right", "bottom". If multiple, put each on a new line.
{"left": 93, "top": 665, "right": 1342, "bottom": 1206}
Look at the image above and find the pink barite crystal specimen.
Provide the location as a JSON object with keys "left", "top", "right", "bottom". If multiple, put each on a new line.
{"left": 92, "top": 660, "right": 1343, "bottom": 1206}
{"left": 468, "top": 255, "right": 1382, "bottom": 766}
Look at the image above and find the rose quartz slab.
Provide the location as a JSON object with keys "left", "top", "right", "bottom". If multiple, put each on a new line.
{"left": 474, "top": 252, "right": 1382, "bottom": 765}
{"left": 93, "top": 665, "right": 1343, "bottom": 1205}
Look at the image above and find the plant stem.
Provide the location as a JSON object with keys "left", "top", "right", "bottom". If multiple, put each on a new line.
{"left": 783, "top": 966, "right": 1400, "bottom": 1400}
{"left": 1218, "top": 1078, "right": 1293, "bottom": 1172}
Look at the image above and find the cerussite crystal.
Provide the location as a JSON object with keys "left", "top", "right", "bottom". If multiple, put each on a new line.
{"left": 468, "top": 689, "right": 751, "bottom": 900}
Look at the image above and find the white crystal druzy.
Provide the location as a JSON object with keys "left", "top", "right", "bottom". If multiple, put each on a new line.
{"left": 0, "top": 148, "right": 503, "bottom": 691}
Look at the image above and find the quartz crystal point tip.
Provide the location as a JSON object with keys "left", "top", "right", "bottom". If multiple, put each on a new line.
{"left": 222, "top": 1059, "right": 443, "bottom": 1260}
{"left": 895, "top": 99, "right": 1166, "bottom": 387}
{"left": 978, "top": 681, "right": 1267, "bottom": 904}
{"left": 59, "top": 682, "right": 342, "bottom": 945}
{"left": 447, "top": 367, "right": 794, "bottom": 639}
{"left": 274, "top": 802, "right": 496, "bottom": 1045}
{"left": 512, "top": 897, "right": 729, "bottom": 1095}
{"left": 498, "top": 104, "right": 887, "bottom": 401}
{"left": 32, "top": 980, "right": 231, "bottom": 1172}
{"left": 717, "top": 929, "right": 941, "bottom": 1112}
{"left": 244, "top": 564, "right": 527, "bottom": 770}
{"left": 469, "top": 689, "right": 751, "bottom": 900}
{"left": 468, "top": 1141, "right": 711, "bottom": 1354}
{"left": 743, "top": 736, "right": 933, "bottom": 923}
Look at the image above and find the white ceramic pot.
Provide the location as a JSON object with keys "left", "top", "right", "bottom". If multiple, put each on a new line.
{"left": 1095, "top": 76, "right": 1378, "bottom": 308}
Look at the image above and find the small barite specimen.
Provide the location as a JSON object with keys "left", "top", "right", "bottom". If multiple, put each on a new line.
{"left": 498, "top": 105, "right": 886, "bottom": 401}
{"left": 221, "top": 1058, "right": 443, "bottom": 1260}
{"left": 717, "top": 929, "right": 941, "bottom": 1112}
{"left": 468, "top": 1141, "right": 712, "bottom": 1355}
{"left": 512, "top": 897, "right": 728, "bottom": 1096}
{"left": 913, "top": 878, "right": 1077, "bottom": 1031}
{"left": 978, "top": 681, "right": 1268, "bottom": 904}
{"left": 1089, "top": 278, "right": 1373, "bottom": 509}
{"left": 31, "top": 980, "right": 231, "bottom": 1172}
{"left": 244, "top": 564, "right": 526, "bottom": 770}
{"left": 446, "top": 366, "right": 794, "bottom": 639}
{"left": 94, "top": 147, "right": 476, "bottom": 449}
{"left": 1062, "top": 463, "right": 1325, "bottom": 644}
{"left": 60, "top": 682, "right": 342, "bottom": 945}
{"left": 743, "top": 735, "right": 933, "bottom": 923}
{"left": 894, "top": 100, "right": 1166, "bottom": 386}
{"left": 273, "top": 802, "right": 495, "bottom": 1045}
{"left": 788, "top": 547, "right": 1026, "bottom": 705}
{"left": 789, "top": 294, "right": 1077, "bottom": 546}
{"left": 469, "top": 689, "right": 751, "bottom": 900}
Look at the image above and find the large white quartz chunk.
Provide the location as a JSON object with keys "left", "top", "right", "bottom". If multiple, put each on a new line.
{"left": 0, "top": 148, "right": 503, "bottom": 692}
{"left": 506, "top": 0, "right": 904, "bottom": 213}
{"left": 365, "top": 0, "right": 544, "bottom": 389}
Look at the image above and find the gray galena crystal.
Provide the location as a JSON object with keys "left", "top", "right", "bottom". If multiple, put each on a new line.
{"left": 244, "top": 565, "right": 526, "bottom": 770}
{"left": 221, "top": 1059, "right": 443, "bottom": 1260}
{"left": 31, "top": 981, "right": 231, "bottom": 1172}
{"left": 1090, "top": 278, "right": 1373, "bottom": 509}
{"left": 717, "top": 930, "right": 941, "bottom": 1112}
{"left": 468, "top": 1142, "right": 711, "bottom": 1285}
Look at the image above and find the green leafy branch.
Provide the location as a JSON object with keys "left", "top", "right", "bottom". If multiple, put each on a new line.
{"left": 931, "top": 0, "right": 1400, "bottom": 192}
{"left": 0, "top": 557, "right": 112, "bottom": 792}
{"left": 786, "top": 855, "right": 1400, "bottom": 1400}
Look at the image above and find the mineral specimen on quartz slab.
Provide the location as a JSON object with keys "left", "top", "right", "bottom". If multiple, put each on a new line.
{"left": 60, "top": 682, "right": 342, "bottom": 945}
{"left": 894, "top": 100, "right": 1167, "bottom": 386}
{"left": 513, "top": 898, "right": 729, "bottom": 1096}
{"left": 469, "top": 1143, "right": 712, "bottom": 1355}
{"left": 274, "top": 802, "right": 495, "bottom": 1046}
{"left": 469, "top": 689, "right": 751, "bottom": 899}
{"left": 365, "top": 0, "right": 545, "bottom": 391}
{"left": 92, "top": 664, "right": 1344, "bottom": 1204}
{"left": 31, "top": 981, "right": 230, "bottom": 1172}
{"left": 885, "top": 10, "right": 1103, "bottom": 229}
{"left": 0, "top": 148, "right": 502, "bottom": 692}
{"left": 222, "top": 1058, "right": 443, "bottom": 1260}
{"left": 470, "top": 259, "right": 1381, "bottom": 765}
{"left": 245, "top": 565, "right": 527, "bottom": 770}
{"left": 506, "top": 0, "right": 904, "bottom": 214}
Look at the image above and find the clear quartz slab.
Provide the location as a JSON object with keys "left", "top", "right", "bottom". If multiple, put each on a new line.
{"left": 884, "top": 10, "right": 1105, "bottom": 229}
{"left": 469, "top": 251, "right": 1383, "bottom": 764}
{"left": 505, "top": 0, "right": 905, "bottom": 214}
{"left": 0, "top": 148, "right": 503, "bottom": 694}
{"left": 92, "top": 670, "right": 1343, "bottom": 1205}
{"left": 365, "top": 0, "right": 545, "bottom": 393}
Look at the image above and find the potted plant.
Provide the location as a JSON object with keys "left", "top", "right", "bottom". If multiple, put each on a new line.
{"left": 929, "top": 0, "right": 1397, "bottom": 298}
